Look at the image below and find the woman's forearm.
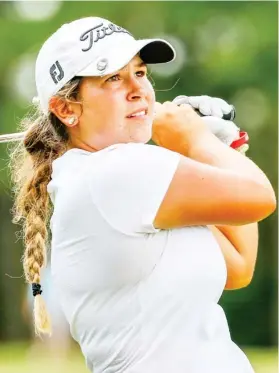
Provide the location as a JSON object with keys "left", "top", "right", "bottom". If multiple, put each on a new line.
{"left": 188, "top": 131, "right": 275, "bottom": 195}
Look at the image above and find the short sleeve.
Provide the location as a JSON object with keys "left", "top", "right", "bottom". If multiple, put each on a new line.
{"left": 88, "top": 143, "right": 180, "bottom": 235}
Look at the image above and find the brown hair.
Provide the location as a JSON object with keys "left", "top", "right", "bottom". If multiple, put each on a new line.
{"left": 8, "top": 77, "right": 82, "bottom": 335}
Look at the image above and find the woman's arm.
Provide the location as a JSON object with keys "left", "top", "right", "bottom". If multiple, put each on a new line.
{"left": 188, "top": 129, "right": 262, "bottom": 289}
{"left": 152, "top": 103, "right": 275, "bottom": 286}
{"left": 154, "top": 133, "right": 276, "bottom": 228}
{"left": 208, "top": 223, "right": 258, "bottom": 289}
{"left": 153, "top": 103, "right": 276, "bottom": 228}
{"left": 189, "top": 132, "right": 261, "bottom": 289}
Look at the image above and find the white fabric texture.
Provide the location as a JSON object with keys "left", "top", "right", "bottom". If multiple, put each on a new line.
{"left": 47, "top": 143, "right": 254, "bottom": 373}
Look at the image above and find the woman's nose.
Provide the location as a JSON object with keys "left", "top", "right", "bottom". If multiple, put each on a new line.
{"left": 126, "top": 76, "right": 146, "bottom": 101}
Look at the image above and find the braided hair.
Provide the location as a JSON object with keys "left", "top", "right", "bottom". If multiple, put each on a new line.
{"left": 9, "top": 77, "right": 82, "bottom": 335}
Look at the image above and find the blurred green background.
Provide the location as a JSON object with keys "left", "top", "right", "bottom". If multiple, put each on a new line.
{"left": 0, "top": 1, "right": 277, "bottom": 372}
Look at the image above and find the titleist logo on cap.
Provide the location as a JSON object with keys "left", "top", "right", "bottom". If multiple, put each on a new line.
{"left": 80, "top": 22, "right": 132, "bottom": 52}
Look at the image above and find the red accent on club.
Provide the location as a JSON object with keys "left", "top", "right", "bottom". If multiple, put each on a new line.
{"left": 230, "top": 131, "right": 249, "bottom": 149}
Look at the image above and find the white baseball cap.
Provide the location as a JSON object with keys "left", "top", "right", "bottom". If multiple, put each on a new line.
{"left": 35, "top": 17, "right": 176, "bottom": 114}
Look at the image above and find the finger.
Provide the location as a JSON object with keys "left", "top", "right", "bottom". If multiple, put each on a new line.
{"left": 212, "top": 98, "right": 232, "bottom": 115}
{"left": 172, "top": 95, "right": 189, "bottom": 106}
{"left": 188, "top": 95, "right": 210, "bottom": 110}
{"left": 210, "top": 101, "right": 224, "bottom": 118}
{"left": 211, "top": 98, "right": 236, "bottom": 120}
{"left": 179, "top": 103, "right": 192, "bottom": 109}
{"left": 154, "top": 102, "right": 163, "bottom": 116}
{"left": 154, "top": 101, "right": 175, "bottom": 117}
{"left": 201, "top": 117, "right": 240, "bottom": 145}
{"left": 201, "top": 116, "right": 225, "bottom": 135}
{"left": 198, "top": 98, "right": 212, "bottom": 116}
{"left": 154, "top": 101, "right": 162, "bottom": 111}
{"left": 163, "top": 101, "right": 176, "bottom": 108}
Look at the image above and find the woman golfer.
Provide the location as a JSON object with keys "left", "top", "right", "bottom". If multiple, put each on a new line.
{"left": 8, "top": 17, "right": 276, "bottom": 373}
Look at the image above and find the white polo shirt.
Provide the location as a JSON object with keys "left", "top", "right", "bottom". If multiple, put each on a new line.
{"left": 47, "top": 143, "right": 254, "bottom": 373}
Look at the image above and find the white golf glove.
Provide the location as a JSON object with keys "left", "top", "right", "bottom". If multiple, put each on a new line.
{"left": 172, "top": 95, "right": 249, "bottom": 154}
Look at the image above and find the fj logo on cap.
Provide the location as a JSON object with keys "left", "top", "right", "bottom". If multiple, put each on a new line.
{"left": 80, "top": 23, "right": 131, "bottom": 52}
{"left": 50, "top": 61, "right": 64, "bottom": 84}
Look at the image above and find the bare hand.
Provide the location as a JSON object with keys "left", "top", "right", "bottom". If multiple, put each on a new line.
{"left": 152, "top": 101, "right": 210, "bottom": 156}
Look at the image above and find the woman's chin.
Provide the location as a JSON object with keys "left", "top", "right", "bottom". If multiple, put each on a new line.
{"left": 130, "top": 128, "right": 152, "bottom": 144}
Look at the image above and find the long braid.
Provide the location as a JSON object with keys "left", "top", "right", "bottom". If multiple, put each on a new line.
{"left": 9, "top": 77, "right": 82, "bottom": 335}
{"left": 11, "top": 118, "right": 67, "bottom": 335}
{"left": 22, "top": 158, "right": 53, "bottom": 334}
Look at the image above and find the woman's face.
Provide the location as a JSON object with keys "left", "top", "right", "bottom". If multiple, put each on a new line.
{"left": 70, "top": 55, "right": 155, "bottom": 151}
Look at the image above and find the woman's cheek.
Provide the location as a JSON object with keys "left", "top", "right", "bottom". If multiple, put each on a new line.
{"left": 145, "top": 79, "right": 155, "bottom": 105}
{"left": 146, "top": 78, "right": 155, "bottom": 95}
{"left": 146, "top": 81, "right": 155, "bottom": 112}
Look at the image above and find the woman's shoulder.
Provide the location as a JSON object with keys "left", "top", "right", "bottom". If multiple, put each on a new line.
{"left": 88, "top": 142, "right": 180, "bottom": 175}
{"left": 95, "top": 142, "right": 159, "bottom": 156}
{"left": 94, "top": 142, "right": 179, "bottom": 163}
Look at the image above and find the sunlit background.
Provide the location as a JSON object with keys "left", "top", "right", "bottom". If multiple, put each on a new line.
{"left": 0, "top": 2, "right": 277, "bottom": 373}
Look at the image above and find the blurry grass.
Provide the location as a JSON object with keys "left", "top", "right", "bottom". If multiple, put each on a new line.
{"left": 0, "top": 342, "right": 277, "bottom": 373}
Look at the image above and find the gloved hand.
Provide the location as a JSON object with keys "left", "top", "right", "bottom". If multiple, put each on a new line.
{"left": 172, "top": 95, "right": 249, "bottom": 154}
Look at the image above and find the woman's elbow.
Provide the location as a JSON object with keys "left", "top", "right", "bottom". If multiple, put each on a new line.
{"left": 267, "top": 189, "right": 277, "bottom": 215}
{"left": 225, "top": 275, "right": 253, "bottom": 290}
{"left": 249, "top": 188, "right": 277, "bottom": 223}
{"left": 263, "top": 179, "right": 276, "bottom": 211}
{"left": 225, "top": 266, "right": 255, "bottom": 290}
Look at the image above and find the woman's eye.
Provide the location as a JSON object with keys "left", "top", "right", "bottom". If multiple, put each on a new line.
{"left": 106, "top": 74, "right": 120, "bottom": 82}
{"left": 105, "top": 70, "right": 146, "bottom": 83}
{"left": 135, "top": 70, "right": 146, "bottom": 77}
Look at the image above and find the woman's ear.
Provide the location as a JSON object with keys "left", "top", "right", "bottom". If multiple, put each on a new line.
{"left": 49, "top": 97, "right": 81, "bottom": 128}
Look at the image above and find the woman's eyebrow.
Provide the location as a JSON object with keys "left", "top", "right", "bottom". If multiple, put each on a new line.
{"left": 115, "top": 61, "right": 147, "bottom": 75}
{"left": 134, "top": 61, "right": 147, "bottom": 68}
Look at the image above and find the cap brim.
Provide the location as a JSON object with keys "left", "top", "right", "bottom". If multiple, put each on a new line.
{"left": 77, "top": 38, "right": 176, "bottom": 77}
{"left": 139, "top": 39, "right": 176, "bottom": 64}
